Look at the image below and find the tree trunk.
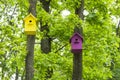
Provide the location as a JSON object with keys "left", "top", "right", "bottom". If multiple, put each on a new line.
{"left": 15, "top": 66, "right": 19, "bottom": 80}
{"left": 39, "top": 0, "right": 53, "bottom": 79}
{"left": 72, "top": 53, "right": 82, "bottom": 80}
{"left": 40, "top": 0, "right": 51, "bottom": 54}
{"left": 25, "top": 36, "right": 35, "bottom": 80}
{"left": 25, "top": 0, "right": 37, "bottom": 80}
{"left": 72, "top": 0, "right": 84, "bottom": 80}
{"left": 116, "top": 20, "right": 120, "bottom": 50}
{"left": 1, "top": 53, "right": 7, "bottom": 80}
{"left": 75, "top": 0, "right": 84, "bottom": 20}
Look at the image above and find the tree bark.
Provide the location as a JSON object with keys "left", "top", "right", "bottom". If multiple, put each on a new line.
{"left": 25, "top": 36, "right": 35, "bottom": 80}
{"left": 116, "top": 20, "right": 120, "bottom": 50}
{"left": 72, "top": 0, "right": 84, "bottom": 80}
{"left": 25, "top": 0, "right": 37, "bottom": 80}
{"left": 39, "top": 0, "right": 53, "bottom": 79}
{"left": 40, "top": 0, "right": 51, "bottom": 54}
{"left": 15, "top": 66, "right": 19, "bottom": 80}
{"left": 72, "top": 53, "right": 82, "bottom": 80}
{"left": 75, "top": 0, "right": 84, "bottom": 20}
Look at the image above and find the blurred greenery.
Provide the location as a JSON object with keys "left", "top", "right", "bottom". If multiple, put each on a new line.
{"left": 0, "top": 0, "right": 120, "bottom": 80}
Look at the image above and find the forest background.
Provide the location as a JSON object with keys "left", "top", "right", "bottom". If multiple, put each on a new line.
{"left": 0, "top": 0, "right": 120, "bottom": 80}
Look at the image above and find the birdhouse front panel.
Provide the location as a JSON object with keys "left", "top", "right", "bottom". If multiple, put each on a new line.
{"left": 24, "top": 18, "right": 36, "bottom": 35}
{"left": 70, "top": 33, "right": 83, "bottom": 53}
{"left": 24, "top": 13, "right": 37, "bottom": 35}
{"left": 71, "top": 36, "right": 82, "bottom": 49}
{"left": 25, "top": 17, "right": 36, "bottom": 25}
{"left": 25, "top": 25, "right": 36, "bottom": 35}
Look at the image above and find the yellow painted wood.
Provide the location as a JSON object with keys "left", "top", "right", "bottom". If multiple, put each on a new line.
{"left": 24, "top": 13, "right": 37, "bottom": 35}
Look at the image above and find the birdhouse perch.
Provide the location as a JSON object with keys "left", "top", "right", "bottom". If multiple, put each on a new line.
{"left": 23, "top": 13, "right": 37, "bottom": 35}
{"left": 70, "top": 32, "right": 83, "bottom": 53}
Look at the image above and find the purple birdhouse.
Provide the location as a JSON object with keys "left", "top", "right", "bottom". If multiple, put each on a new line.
{"left": 70, "top": 32, "right": 83, "bottom": 53}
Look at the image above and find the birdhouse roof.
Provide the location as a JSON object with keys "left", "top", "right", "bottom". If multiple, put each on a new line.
{"left": 23, "top": 13, "right": 37, "bottom": 21}
{"left": 70, "top": 32, "right": 83, "bottom": 43}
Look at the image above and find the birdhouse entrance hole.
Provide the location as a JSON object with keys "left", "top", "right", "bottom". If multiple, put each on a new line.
{"left": 29, "top": 20, "right": 32, "bottom": 23}
{"left": 75, "top": 39, "right": 78, "bottom": 41}
{"left": 74, "top": 38, "right": 79, "bottom": 44}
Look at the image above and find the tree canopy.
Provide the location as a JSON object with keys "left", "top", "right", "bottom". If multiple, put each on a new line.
{"left": 0, "top": 0, "right": 120, "bottom": 80}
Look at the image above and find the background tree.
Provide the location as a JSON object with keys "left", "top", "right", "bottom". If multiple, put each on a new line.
{"left": 0, "top": 0, "right": 120, "bottom": 80}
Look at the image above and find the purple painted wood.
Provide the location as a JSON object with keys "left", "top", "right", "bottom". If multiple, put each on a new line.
{"left": 70, "top": 32, "right": 83, "bottom": 53}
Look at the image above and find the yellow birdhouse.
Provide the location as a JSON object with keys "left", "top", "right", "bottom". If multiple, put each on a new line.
{"left": 24, "top": 13, "right": 37, "bottom": 35}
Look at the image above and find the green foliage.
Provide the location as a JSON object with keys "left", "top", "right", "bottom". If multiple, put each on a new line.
{"left": 0, "top": 0, "right": 120, "bottom": 80}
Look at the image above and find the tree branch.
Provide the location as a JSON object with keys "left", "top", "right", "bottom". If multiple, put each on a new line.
{"left": 10, "top": 3, "right": 18, "bottom": 19}
{"left": 55, "top": 44, "right": 68, "bottom": 53}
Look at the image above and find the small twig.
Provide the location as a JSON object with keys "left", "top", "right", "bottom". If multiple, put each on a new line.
{"left": 10, "top": 3, "right": 18, "bottom": 19}
{"left": 35, "top": 42, "right": 41, "bottom": 44}
{"left": 55, "top": 43, "right": 68, "bottom": 53}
